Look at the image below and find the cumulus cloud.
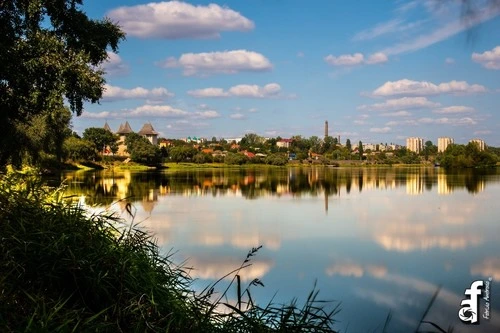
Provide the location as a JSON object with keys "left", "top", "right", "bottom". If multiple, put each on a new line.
{"left": 230, "top": 113, "right": 246, "bottom": 120}
{"left": 372, "top": 79, "right": 487, "bottom": 97}
{"left": 188, "top": 83, "right": 284, "bottom": 99}
{"left": 107, "top": 1, "right": 254, "bottom": 39}
{"left": 324, "top": 52, "right": 388, "bottom": 66}
{"left": 445, "top": 57, "right": 455, "bottom": 64}
{"left": 192, "top": 110, "right": 221, "bottom": 119}
{"left": 433, "top": 106, "right": 475, "bottom": 114}
{"left": 417, "top": 117, "right": 477, "bottom": 126}
{"left": 81, "top": 104, "right": 188, "bottom": 119}
{"left": 159, "top": 50, "right": 273, "bottom": 76}
{"left": 370, "top": 127, "right": 392, "bottom": 133}
{"left": 325, "top": 262, "right": 387, "bottom": 278}
{"left": 103, "top": 84, "right": 174, "bottom": 101}
{"left": 359, "top": 97, "right": 440, "bottom": 111}
{"left": 102, "top": 51, "right": 129, "bottom": 76}
{"left": 126, "top": 104, "right": 189, "bottom": 117}
{"left": 380, "top": 111, "right": 412, "bottom": 117}
{"left": 472, "top": 46, "right": 500, "bottom": 70}
{"left": 365, "top": 52, "right": 389, "bottom": 64}
{"left": 474, "top": 130, "right": 492, "bottom": 135}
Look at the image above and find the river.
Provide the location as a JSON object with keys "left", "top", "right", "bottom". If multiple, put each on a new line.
{"left": 48, "top": 166, "right": 500, "bottom": 332}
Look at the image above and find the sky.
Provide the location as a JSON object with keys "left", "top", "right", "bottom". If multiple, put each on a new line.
{"left": 75, "top": 0, "right": 500, "bottom": 146}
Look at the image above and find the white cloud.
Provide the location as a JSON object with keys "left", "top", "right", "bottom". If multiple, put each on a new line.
{"left": 297, "top": 51, "right": 305, "bottom": 58}
{"left": 380, "top": 5, "right": 500, "bottom": 55}
{"left": 102, "top": 51, "right": 128, "bottom": 76}
{"left": 372, "top": 79, "right": 487, "bottom": 97}
{"left": 107, "top": 1, "right": 254, "bottom": 39}
{"left": 445, "top": 57, "right": 455, "bottom": 64}
{"left": 159, "top": 50, "right": 273, "bottom": 76}
{"left": 418, "top": 117, "right": 477, "bottom": 126}
{"left": 380, "top": 111, "right": 412, "bottom": 117}
{"left": 187, "top": 88, "right": 229, "bottom": 98}
{"left": 192, "top": 110, "right": 221, "bottom": 119}
{"left": 324, "top": 52, "right": 388, "bottom": 66}
{"left": 366, "top": 52, "right": 389, "bottom": 64}
{"left": 433, "top": 106, "right": 475, "bottom": 114}
{"left": 230, "top": 113, "right": 245, "bottom": 120}
{"left": 82, "top": 104, "right": 188, "bottom": 119}
{"left": 103, "top": 84, "right": 174, "bottom": 101}
{"left": 472, "top": 46, "right": 500, "bottom": 70}
{"left": 370, "top": 127, "right": 392, "bottom": 133}
{"left": 81, "top": 111, "right": 112, "bottom": 119}
{"left": 353, "top": 18, "right": 425, "bottom": 41}
{"left": 188, "top": 83, "right": 284, "bottom": 99}
{"left": 325, "top": 53, "right": 364, "bottom": 66}
{"left": 359, "top": 97, "right": 440, "bottom": 111}
{"left": 474, "top": 130, "right": 492, "bottom": 135}
{"left": 126, "top": 104, "right": 189, "bottom": 117}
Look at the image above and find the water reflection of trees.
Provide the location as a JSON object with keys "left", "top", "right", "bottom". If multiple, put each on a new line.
{"left": 57, "top": 167, "right": 499, "bottom": 206}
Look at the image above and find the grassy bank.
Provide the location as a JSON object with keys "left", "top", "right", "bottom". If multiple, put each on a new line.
{"left": 0, "top": 167, "right": 338, "bottom": 332}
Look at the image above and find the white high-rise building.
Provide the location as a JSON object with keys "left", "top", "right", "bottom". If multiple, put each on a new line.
{"left": 406, "top": 137, "right": 424, "bottom": 153}
{"left": 469, "top": 139, "right": 485, "bottom": 151}
{"left": 438, "top": 137, "right": 454, "bottom": 153}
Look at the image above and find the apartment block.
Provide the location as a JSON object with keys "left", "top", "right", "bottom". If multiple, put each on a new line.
{"left": 406, "top": 137, "right": 424, "bottom": 153}
{"left": 438, "top": 137, "right": 454, "bottom": 153}
{"left": 469, "top": 139, "right": 485, "bottom": 151}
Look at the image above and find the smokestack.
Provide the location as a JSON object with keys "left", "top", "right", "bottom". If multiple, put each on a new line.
{"left": 324, "top": 120, "right": 328, "bottom": 138}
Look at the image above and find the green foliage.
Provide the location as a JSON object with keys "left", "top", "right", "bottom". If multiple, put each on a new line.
{"left": 83, "top": 127, "right": 118, "bottom": 154}
{"left": 63, "top": 136, "right": 97, "bottom": 161}
{"left": 13, "top": 106, "right": 72, "bottom": 165}
{"left": 224, "top": 153, "right": 249, "bottom": 165}
{"left": 264, "top": 153, "right": 289, "bottom": 166}
{"left": 0, "top": 0, "right": 125, "bottom": 166}
{"left": 125, "top": 133, "right": 162, "bottom": 166}
{"left": 345, "top": 139, "right": 352, "bottom": 152}
{"left": 358, "top": 141, "right": 363, "bottom": 159}
{"left": 441, "top": 143, "right": 498, "bottom": 168}
{"left": 169, "top": 146, "right": 199, "bottom": 163}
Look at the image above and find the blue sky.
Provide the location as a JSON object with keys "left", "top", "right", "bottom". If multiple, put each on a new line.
{"left": 76, "top": 0, "right": 500, "bottom": 146}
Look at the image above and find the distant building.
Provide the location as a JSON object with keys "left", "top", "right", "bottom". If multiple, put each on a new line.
{"left": 116, "top": 121, "right": 133, "bottom": 156}
{"left": 406, "top": 137, "right": 424, "bottom": 153}
{"left": 138, "top": 123, "right": 158, "bottom": 145}
{"left": 438, "top": 137, "right": 454, "bottom": 153}
{"left": 276, "top": 138, "right": 293, "bottom": 149}
{"left": 103, "top": 121, "right": 112, "bottom": 132}
{"left": 469, "top": 139, "right": 485, "bottom": 151}
{"left": 116, "top": 121, "right": 133, "bottom": 142}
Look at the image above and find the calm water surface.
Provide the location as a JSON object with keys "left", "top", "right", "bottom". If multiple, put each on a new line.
{"left": 54, "top": 167, "right": 500, "bottom": 332}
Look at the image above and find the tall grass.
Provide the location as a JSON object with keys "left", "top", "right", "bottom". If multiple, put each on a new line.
{"left": 0, "top": 167, "right": 339, "bottom": 332}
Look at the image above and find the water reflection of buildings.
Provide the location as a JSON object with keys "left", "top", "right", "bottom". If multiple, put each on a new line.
{"left": 64, "top": 168, "right": 490, "bottom": 215}
{"left": 406, "top": 173, "right": 423, "bottom": 195}
{"left": 437, "top": 173, "right": 452, "bottom": 195}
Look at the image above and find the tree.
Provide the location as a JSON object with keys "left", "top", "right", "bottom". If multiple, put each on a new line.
{"left": 83, "top": 127, "right": 118, "bottom": 154}
{"left": 0, "top": 0, "right": 125, "bottom": 166}
{"left": 358, "top": 141, "right": 363, "bottom": 160}
{"left": 63, "top": 137, "right": 97, "bottom": 161}
{"left": 125, "top": 133, "right": 161, "bottom": 165}
{"left": 346, "top": 139, "right": 352, "bottom": 152}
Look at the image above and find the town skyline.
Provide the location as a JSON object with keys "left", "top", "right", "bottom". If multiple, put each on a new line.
{"left": 74, "top": 0, "right": 500, "bottom": 146}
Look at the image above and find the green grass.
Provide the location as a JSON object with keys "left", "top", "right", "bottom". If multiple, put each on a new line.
{"left": 0, "top": 167, "right": 340, "bottom": 332}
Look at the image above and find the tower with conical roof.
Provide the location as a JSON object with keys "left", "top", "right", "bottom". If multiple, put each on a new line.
{"left": 103, "top": 121, "right": 112, "bottom": 132}
{"left": 138, "top": 122, "right": 158, "bottom": 145}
